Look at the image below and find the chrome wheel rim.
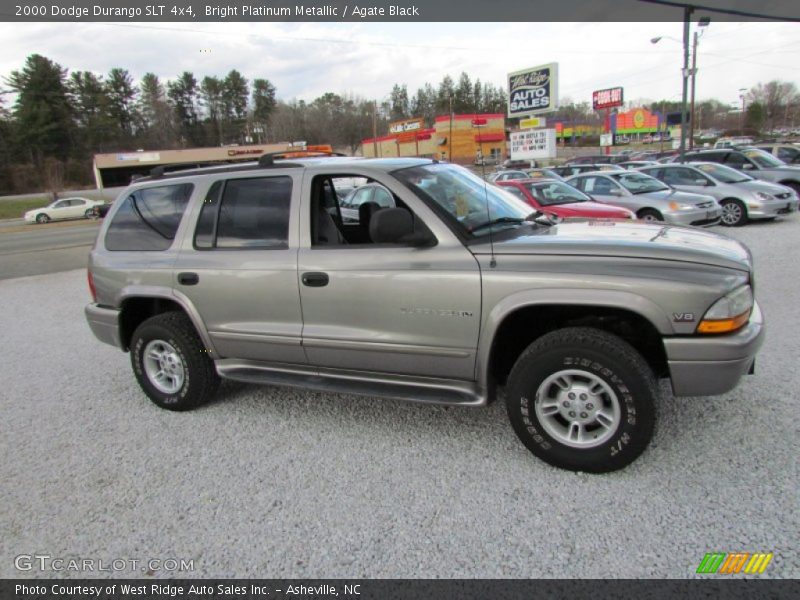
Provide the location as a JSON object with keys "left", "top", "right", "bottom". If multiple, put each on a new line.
{"left": 143, "top": 340, "right": 185, "bottom": 394}
{"left": 534, "top": 369, "right": 621, "bottom": 448}
{"left": 721, "top": 202, "right": 742, "bottom": 225}
{"left": 641, "top": 212, "right": 659, "bottom": 222}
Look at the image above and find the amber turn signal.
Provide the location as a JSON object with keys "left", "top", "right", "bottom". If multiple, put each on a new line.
{"left": 696, "top": 310, "right": 751, "bottom": 334}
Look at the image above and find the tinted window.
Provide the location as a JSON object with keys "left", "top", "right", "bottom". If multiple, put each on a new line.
{"left": 723, "top": 153, "right": 750, "bottom": 169}
{"left": 195, "top": 177, "right": 291, "bottom": 250}
{"left": 777, "top": 147, "right": 799, "bottom": 161}
{"left": 69, "top": 199, "right": 86, "bottom": 206}
{"left": 106, "top": 183, "right": 193, "bottom": 251}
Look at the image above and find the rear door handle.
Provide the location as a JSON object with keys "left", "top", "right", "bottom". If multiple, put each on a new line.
{"left": 177, "top": 272, "right": 199, "bottom": 286}
{"left": 302, "top": 272, "right": 329, "bottom": 287}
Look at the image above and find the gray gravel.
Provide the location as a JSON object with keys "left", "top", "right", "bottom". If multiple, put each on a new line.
{"left": 0, "top": 219, "right": 797, "bottom": 579}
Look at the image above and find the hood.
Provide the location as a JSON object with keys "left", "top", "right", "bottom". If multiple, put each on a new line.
{"left": 641, "top": 188, "right": 716, "bottom": 204}
{"left": 763, "top": 165, "right": 800, "bottom": 175}
{"left": 738, "top": 179, "right": 796, "bottom": 196}
{"left": 471, "top": 220, "right": 751, "bottom": 272}
{"left": 547, "top": 201, "right": 631, "bottom": 218}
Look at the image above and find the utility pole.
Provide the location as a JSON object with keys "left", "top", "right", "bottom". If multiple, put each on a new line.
{"left": 371, "top": 101, "right": 378, "bottom": 158}
{"left": 448, "top": 93, "right": 454, "bottom": 163}
{"left": 689, "top": 18, "right": 710, "bottom": 150}
{"left": 679, "top": 6, "right": 692, "bottom": 163}
{"left": 660, "top": 98, "right": 666, "bottom": 153}
{"left": 739, "top": 88, "right": 747, "bottom": 136}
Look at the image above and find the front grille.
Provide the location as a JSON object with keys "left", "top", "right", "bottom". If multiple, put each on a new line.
{"left": 696, "top": 201, "right": 715, "bottom": 208}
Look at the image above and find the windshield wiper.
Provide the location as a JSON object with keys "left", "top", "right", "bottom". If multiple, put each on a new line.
{"left": 468, "top": 216, "right": 527, "bottom": 233}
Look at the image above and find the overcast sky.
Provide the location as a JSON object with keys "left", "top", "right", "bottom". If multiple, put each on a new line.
{"left": 1, "top": 21, "right": 798, "bottom": 109}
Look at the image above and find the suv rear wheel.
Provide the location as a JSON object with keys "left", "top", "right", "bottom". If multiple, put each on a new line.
{"left": 506, "top": 327, "right": 657, "bottom": 473}
{"left": 130, "top": 311, "right": 219, "bottom": 411}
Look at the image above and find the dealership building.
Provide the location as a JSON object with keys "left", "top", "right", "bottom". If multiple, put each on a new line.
{"left": 360, "top": 113, "right": 507, "bottom": 164}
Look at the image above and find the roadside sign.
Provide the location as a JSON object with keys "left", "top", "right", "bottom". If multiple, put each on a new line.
{"left": 600, "top": 133, "right": 614, "bottom": 147}
{"left": 520, "top": 117, "right": 546, "bottom": 129}
{"left": 389, "top": 118, "right": 424, "bottom": 134}
{"left": 508, "top": 63, "right": 559, "bottom": 118}
{"left": 510, "top": 128, "right": 557, "bottom": 160}
{"left": 592, "top": 87, "right": 624, "bottom": 111}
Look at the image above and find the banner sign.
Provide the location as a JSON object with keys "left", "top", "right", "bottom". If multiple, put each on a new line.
{"left": 508, "top": 63, "right": 558, "bottom": 118}
{"left": 600, "top": 133, "right": 614, "bottom": 147}
{"left": 592, "top": 87, "right": 624, "bottom": 111}
{"left": 510, "top": 128, "right": 557, "bottom": 160}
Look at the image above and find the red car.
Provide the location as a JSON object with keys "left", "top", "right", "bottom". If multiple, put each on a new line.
{"left": 497, "top": 179, "right": 635, "bottom": 220}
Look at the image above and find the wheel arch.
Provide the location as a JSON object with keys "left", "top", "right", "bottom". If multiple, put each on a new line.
{"left": 117, "top": 286, "right": 218, "bottom": 358}
{"left": 477, "top": 290, "right": 671, "bottom": 396}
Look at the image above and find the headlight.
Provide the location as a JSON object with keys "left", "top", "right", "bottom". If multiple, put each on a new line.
{"left": 697, "top": 285, "right": 753, "bottom": 334}
{"left": 755, "top": 192, "right": 773, "bottom": 201}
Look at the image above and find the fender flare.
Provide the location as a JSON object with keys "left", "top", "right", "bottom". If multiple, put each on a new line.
{"left": 475, "top": 288, "right": 672, "bottom": 388}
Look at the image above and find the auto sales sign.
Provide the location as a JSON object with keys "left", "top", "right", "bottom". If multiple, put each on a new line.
{"left": 508, "top": 63, "right": 559, "bottom": 118}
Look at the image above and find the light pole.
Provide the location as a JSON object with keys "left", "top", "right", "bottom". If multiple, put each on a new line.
{"left": 371, "top": 101, "right": 378, "bottom": 158}
{"left": 739, "top": 88, "right": 747, "bottom": 136}
{"left": 688, "top": 17, "right": 710, "bottom": 149}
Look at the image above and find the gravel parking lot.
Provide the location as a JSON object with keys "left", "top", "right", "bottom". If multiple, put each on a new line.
{"left": 0, "top": 219, "right": 797, "bottom": 579}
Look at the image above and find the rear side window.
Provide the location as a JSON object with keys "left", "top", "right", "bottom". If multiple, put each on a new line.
{"left": 105, "top": 183, "right": 193, "bottom": 251}
{"left": 194, "top": 176, "right": 292, "bottom": 249}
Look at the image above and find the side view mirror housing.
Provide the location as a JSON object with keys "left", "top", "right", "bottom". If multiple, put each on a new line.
{"left": 369, "top": 207, "right": 435, "bottom": 247}
{"left": 608, "top": 188, "right": 623, "bottom": 196}
{"left": 742, "top": 163, "right": 755, "bottom": 170}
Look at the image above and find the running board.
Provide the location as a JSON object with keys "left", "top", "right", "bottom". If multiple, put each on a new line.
{"left": 215, "top": 359, "right": 486, "bottom": 406}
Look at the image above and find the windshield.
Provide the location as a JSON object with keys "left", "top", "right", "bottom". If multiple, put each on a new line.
{"left": 526, "top": 181, "right": 590, "bottom": 205}
{"left": 744, "top": 149, "right": 785, "bottom": 168}
{"left": 695, "top": 163, "right": 753, "bottom": 183}
{"left": 392, "top": 163, "right": 534, "bottom": 238}
{"left": 610, "top": 172, "right": 670, "bottom": 194}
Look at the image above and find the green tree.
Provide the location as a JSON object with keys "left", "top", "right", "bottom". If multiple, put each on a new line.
{"left": 410, "top": 83, "right": 436, "bottom": 125}
{"left": 69, "top": 71, "right": 113, "bottom": 152}
{"left": 436, "top": 75, "right": 455, "bottom": 115}
{"left": 106, "top": 68, "right": 138, "bottom": 139}
{"left": 222, "top": 69, "right": 248, "bottom": 142}
{"left": 5, "top": 54, "right": 73, "bottom": 164}
{"left": 167, "top": 72, "right": 201, "bottom": 146}
{"left": 454, "top": 72, "right": 473, "bottom": 113}
{"left": 200, "top": 76, "right": 224, "bottom": 145}
{"left": 251, "top": 78, "right": 277, "bottom": 142}
{"left": 389, "top": 84, "right": 409, "bottom": 121}
{"left": 138, "top": 73, "right": 174, "bottom": 148}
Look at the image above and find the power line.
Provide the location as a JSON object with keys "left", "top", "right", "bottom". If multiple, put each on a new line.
{"left": 637, "top": 0, "right": 800, "bottom": 21}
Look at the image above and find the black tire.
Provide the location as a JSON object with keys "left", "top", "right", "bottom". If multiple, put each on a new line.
{"left": 720, "top": 198, "right": 747, "bottom": 227}
{"left": 130, "top": 311, "right": 219, "bottom": 411}
{"left": 35, "top": 213, "right": 50, "bottom": 224}
{"left": 784, "top": 182, "right": 800, "bottom": 198}
{"left": 506, "top": 327, "right": 657, "bottom": 473}
{"left": 637, "top": 208, "right": 663, "bottom": 223}
{"left": 85, "top": 208, "right": 95, "bottom": 219}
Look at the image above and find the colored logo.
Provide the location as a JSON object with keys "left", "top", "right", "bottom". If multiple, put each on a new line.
{"left": 696, "top": 552, "right": 773, "bottom": 574}
{"left": 633, "top": 110, "right": 645, "bottom": 129}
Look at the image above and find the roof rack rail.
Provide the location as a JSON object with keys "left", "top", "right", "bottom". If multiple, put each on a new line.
{"left": 258, "top": 149, "right": 347, "bottom": 167}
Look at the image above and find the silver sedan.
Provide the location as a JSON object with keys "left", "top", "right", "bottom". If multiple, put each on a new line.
{"left": 565, "top": 170, "right": 722, "bottom": 226}
{"left": 638, "top": 162, "right": 799, "bottom": 226}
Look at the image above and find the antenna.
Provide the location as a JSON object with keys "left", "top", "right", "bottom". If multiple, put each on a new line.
{"left": 472, "top": 117, "right": 497, "bottom": 268}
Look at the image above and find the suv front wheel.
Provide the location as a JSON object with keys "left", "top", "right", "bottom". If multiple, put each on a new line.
{"left": 130, "top": 311, "right": 220, "bottom": 411}
{"left": 506, "top": 327, "right": 657, "bottom": 473}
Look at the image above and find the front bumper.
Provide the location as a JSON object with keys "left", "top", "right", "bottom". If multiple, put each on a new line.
{"left": 748, "top": 198, "right": 799, "bottom": 219}
{"left": 85, "top": 303, "right": 123, "bottom": 349}
{"left": 664, "top": 206, "right": 722, "bottom": 227}
{"left": 664, "top": 301, "right": 764, "bottom": 397}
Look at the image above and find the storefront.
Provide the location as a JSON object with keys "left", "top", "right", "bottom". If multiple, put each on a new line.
{"left": 361, "top": 113, "right": 507, "bottom": 164}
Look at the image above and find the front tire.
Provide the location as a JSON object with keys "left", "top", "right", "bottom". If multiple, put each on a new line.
{"left": 35, "top": 213, "right": 50, "bottom": 224}
{"left": 506, "top": 327, "right": 657, "bottom": 473}
{"left": 130, "top": 311, "right": 219, "bottom": 411}
{"left": 637, "top": 208, "right": 663, "bottom": 223}
{"left": 720, "top": 199, "right": 747, "bottom": 226}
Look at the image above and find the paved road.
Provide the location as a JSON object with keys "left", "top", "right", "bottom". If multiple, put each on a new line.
{"left": 0, "top": 221, "right": 99, "bottom": 280}
{"left": 0, "top": 218, "right": 797, "bottom": 579}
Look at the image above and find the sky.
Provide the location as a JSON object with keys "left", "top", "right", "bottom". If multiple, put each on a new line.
{"left": 1, "top": 21, "right": 798, "bottom": 110}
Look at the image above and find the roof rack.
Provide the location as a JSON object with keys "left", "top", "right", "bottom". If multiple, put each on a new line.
{"left": 258, "top": 149, "right": 347, "bottom": 167}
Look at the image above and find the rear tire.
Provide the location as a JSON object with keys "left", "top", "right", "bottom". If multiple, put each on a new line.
{"left": 637, "top": 208, "right": 663, "bottom": 223}
{"left": 130, "top": 311, "right": 219, "bottom": 411}
{"left": 506, "top": 327, "right": 657, "bottom": 473}
{"left": 720, "top": 199, "right": 747, "bottom": 227}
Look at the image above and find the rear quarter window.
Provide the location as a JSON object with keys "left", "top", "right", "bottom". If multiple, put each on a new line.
{"left": 105, "top": 183, "right": 193, "bottom": 251}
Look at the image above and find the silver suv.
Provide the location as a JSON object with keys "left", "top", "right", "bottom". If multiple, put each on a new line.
{"left": 85, "top": 155, "right": 764, "bottom": 473}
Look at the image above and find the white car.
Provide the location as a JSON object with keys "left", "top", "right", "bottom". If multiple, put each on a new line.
{"left": 24, "top": 197, "right": 105, "bottom": 224}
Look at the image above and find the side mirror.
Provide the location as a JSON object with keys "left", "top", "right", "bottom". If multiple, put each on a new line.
{"left": 608, "top": 188, "right": 623, "bottom": 196}
{"left": 742, "top": 163, "right": 755, "bottom": 170}
{"left": 694, "top": 179, "right": 709, "bottom": 186}
{"left": 369, "top": 207, "right": 433, "bottom": 246}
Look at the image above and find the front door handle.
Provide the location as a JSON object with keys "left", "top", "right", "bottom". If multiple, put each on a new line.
{"left": 302, "top": 272, "right": 329, "bottom": 287}
{"left": 177, "top": 272, "right": 199, "bottom": 286}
